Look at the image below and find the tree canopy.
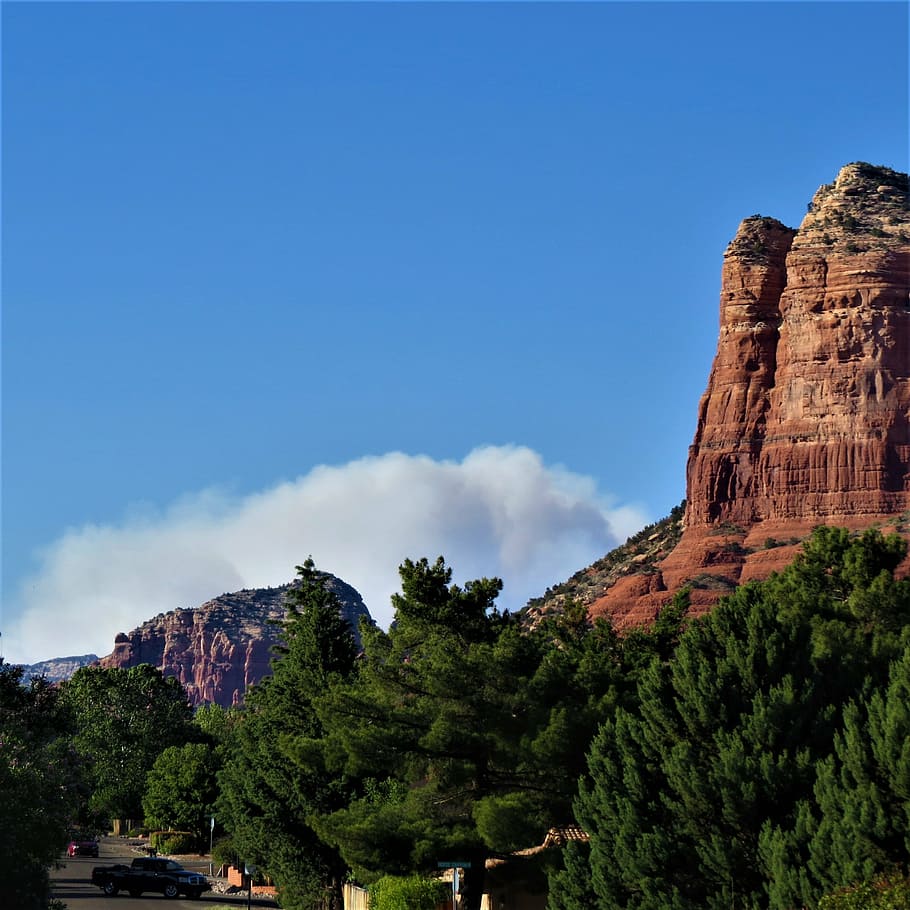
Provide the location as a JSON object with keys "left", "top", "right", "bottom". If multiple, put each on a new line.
{"left": 306, "top": 557, "right": 524, "bottom": 909}
{"left": 60, "top": 663, "right": 195, "bottom": 822}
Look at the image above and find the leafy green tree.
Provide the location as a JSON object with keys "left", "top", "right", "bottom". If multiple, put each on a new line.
{"left": 0, "top": 661, "right": 85, "bottom": 910}
{"left": 142, "top": 742, "right": 220, "bottom": 847}
{"left": 193, "top": 701, "right": 242, "bottom": 749}
{"left": 60, "top": 663, "right": 195, "bottom": 822}
{"left": 570, "top": 528, "right": 910, "bottom": 910}
{"left": 217, "top": 558, "right": 359, "bottom": 910}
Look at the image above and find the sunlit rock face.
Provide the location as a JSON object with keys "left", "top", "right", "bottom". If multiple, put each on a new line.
{"left": 98, "top": 576, "right": 372, "bottom": 707}
{"left": 592, "top": 163, "right": 910, "bottom": 627}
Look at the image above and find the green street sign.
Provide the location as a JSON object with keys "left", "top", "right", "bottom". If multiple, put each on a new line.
{"left": 437, "top": 861, "right": 472, "bottom": 868}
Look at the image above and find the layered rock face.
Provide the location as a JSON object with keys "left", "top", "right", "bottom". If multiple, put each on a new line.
{"left": 98, "top": 576, "right": 372, "bottom": 707}
{"left": 22, "top": 654, "right": 98, "bottom": 684}
{"left": 592, "top": 163, "right": 910, "bottom": 627}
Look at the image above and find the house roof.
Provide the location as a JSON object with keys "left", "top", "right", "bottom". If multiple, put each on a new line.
{"left": 485, "top": 824, "right": 590, "bottom": 869}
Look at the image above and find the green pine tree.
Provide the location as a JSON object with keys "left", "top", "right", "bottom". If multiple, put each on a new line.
{"left": 217, "top": 558, "right": 358, "bottom": 910}
{"left": 572, "top": 528, "right": 910, "bottom": 910}
{"left": 808, "top": 642, "right": 910, "bottom": 893}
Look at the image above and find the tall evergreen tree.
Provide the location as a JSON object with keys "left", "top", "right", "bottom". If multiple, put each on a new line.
{"left": 547, "top": 840, "right": 601, "bottom": 910}
{"left": 808, "top": 642, "right": 910, "bottom": 892}
{"left": 217, "top": 558, "right": 358, "bottom": 910}
{"left": 544, "top": 591, "right": 691, "bottom": 910}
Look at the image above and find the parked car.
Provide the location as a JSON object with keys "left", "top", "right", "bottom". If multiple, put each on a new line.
{"left": 67, "top": 836, "right": 100, "bottom": 857}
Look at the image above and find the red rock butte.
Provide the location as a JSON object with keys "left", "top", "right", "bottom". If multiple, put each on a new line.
{"left": 97, "top": 576, "right": 372, "bottom": 707}
{"left": 591, "top": 162, "right": 910, "bottom": 628}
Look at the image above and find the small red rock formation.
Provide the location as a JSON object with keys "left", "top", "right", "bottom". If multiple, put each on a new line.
{"left": 97, "top": 577, "right": 372, "bottom": 707}
{"left": 592, "top": 163, "right": 910, "bottom": 627}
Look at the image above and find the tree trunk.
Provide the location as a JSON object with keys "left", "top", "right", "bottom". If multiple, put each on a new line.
{"left": 458, "top": 849, "right": 488, "bottom": 910}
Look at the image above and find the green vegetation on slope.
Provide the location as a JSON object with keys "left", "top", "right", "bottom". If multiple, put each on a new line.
{"left": 524, "top": 502, "right": 685, "bottom": 621}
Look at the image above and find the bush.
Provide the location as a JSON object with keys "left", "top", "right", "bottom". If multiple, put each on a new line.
{"left": 212, "top": 836, "right": 240, "bottom": 869}
{"left": 367, "top": 873, "right": 450, "bottom": 910}
{"left": 150, "top": 830, "right": 197, "bottom": 855}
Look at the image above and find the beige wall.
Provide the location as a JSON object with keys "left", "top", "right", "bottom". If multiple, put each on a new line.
{"left": 343, "top": 883, "right": 370, "bottom": 910}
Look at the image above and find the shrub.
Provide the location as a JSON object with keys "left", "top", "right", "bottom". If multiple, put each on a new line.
{"left": 688, "top": 573, "right": 736, "bottom": 591}
{"left": 150, "top": 830, "right": 197, "bottom": 855}
{"left": 212, "top": 836, "right": 240, "bottom": 869}
{"left": 367, "top": 873, "right": 450, "bottom": 910}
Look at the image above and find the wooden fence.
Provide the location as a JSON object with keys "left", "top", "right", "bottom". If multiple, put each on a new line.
{"left": 342, "top": 883, "right": 455, "bottom": 910}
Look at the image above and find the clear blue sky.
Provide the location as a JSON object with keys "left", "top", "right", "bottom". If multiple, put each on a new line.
{"left": 3, "top": 1, "right": 908, "bottom": 664}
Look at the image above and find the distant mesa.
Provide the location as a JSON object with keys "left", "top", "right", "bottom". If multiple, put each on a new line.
{"left": 530, "top": 162, "right": 910, "bottom": 627}
{"left": 94, "top": 574, "right": 372, "bottom": 708}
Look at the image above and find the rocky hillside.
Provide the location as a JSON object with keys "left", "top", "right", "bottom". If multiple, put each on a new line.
{"left": 523, "top": 505, "right": 685, "bottom": 627}
{"left": 98, "top": 574, "right": 372, "bottom": 707}
{"left": 531, "top": 163, "right": 910, "bottom": 629}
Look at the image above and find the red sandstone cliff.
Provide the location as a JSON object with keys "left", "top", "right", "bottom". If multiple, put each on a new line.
{"left": 97, "top": 576, "right": 372, "bottom": 707}
{"left": 585, "top": 163, "right": 910, "bottom": 627}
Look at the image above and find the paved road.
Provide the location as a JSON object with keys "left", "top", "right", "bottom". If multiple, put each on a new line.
{"left": 51, "top": 839, "right": 275, "bottom": 909}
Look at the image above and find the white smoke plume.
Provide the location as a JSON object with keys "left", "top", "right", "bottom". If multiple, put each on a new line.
{"left": 4, "top": 446, "right": 648, "bottom": 665}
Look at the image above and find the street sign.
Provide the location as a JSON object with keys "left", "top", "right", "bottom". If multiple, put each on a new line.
{"left": 437, "top": 861, "right": 472, "bottom": 868}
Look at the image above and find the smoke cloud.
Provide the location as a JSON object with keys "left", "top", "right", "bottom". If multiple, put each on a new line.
{"left": 5, "top": 446, "right": 648, "bottom": 665}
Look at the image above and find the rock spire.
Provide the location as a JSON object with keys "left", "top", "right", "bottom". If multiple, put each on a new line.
{"left": 591, "top": 162, "right": 910, "bottom": 626}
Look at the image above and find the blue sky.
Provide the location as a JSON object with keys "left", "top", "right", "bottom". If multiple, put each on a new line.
{"left": 2, "top": 1, "right": 907, "bottom": 664}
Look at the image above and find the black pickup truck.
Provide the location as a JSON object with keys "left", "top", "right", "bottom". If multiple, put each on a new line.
{"left": 90, "top": 856, "right": 211, "bottom": 899}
